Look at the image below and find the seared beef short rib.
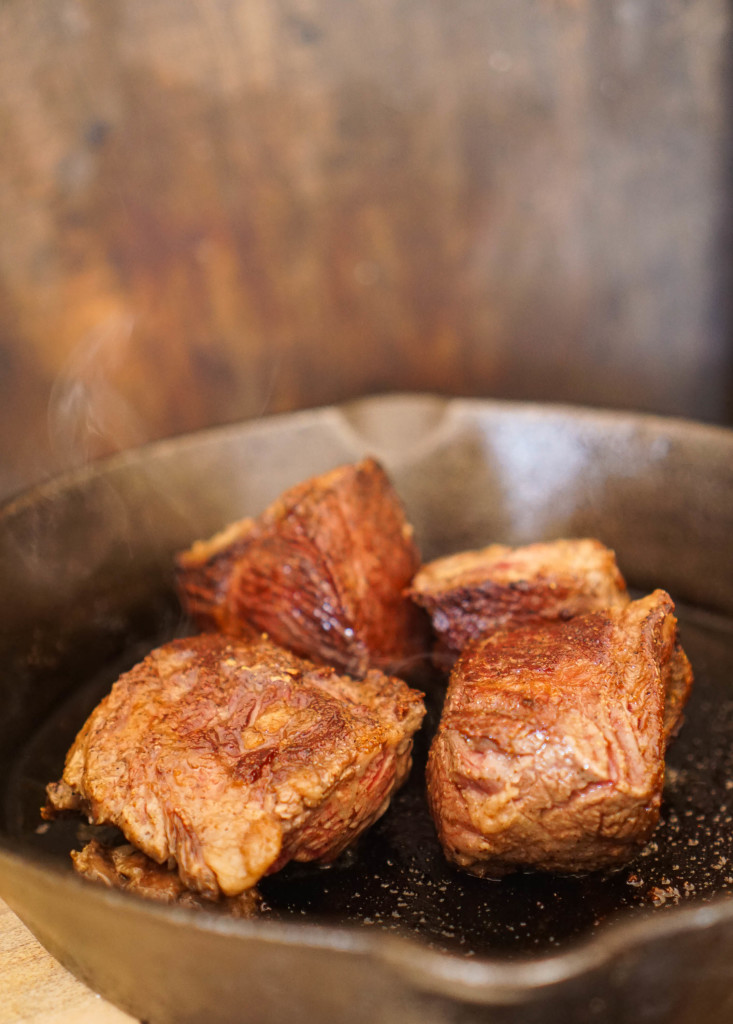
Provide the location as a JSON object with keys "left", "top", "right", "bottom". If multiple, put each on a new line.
{"left": 45, "top": 634, "right": 425, "bottom": 896}
{"left": 409, "top": 538, "right": 629, "bottom": 668}
{"left": 427, "top": 590, "right": 693, "bottom": 876}
{"left": 175, "top": 458, "right": 428, "bottom": 678}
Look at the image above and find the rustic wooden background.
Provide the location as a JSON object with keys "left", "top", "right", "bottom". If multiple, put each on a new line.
{"left": 0, "top": 0, "right": 731, "bottom": 499}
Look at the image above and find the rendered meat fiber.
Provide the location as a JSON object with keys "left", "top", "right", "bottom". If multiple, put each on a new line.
{"left": 45, "top": 634, "right": 425, "bottom": 897}
{"left": 427, "top": 591, "right": 693, "bottom": 876}
{"left": 175, "top": 457, "right": 428, "bottom": 678}
{"left": 409, "top": 538, "right": 629, "bottom": 668}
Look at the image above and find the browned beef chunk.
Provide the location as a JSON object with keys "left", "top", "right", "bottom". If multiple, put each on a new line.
{"left": 408, "top": 538, "right": 629, "bottom": 669}
{"left": 45, "top": 634, "right": 425, "bottom": 897}
{"left": 175, "top": 457, "right": 428, "bottom": 678}
{"left": 427, "top": 591, "right": 693, "bottom": 877}
{"left": 71, "top": 841, "right": 261, "bottom": 917}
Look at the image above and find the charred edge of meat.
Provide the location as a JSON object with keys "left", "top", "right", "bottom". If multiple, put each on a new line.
{"left": 663, "top": 641, "right": 694, "bottom": 742}
{"left": 174, "top": 517, "right": 258, "bottom": 633}
{"left": 407, "top": 538, "right": 630, "bottom": 668}
{"left": 71, "top": 840, "right": 262, "bottom": 917}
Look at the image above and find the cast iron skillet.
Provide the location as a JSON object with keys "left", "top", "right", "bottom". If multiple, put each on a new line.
{"left": 2, "top": 394, "right": 733, "bottom": 1024}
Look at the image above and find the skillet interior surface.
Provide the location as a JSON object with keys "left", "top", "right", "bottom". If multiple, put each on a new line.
{"left": 4, "top": 597, "right": 733, "bottom": 960}
{"left": 2, "top": 394, "right": 733, "bottom": 1020}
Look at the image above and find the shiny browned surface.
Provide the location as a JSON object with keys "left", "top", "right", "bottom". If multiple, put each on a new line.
{"left": 427, "top": 591, "right": 689, "bottom": 876}
{"left": 45, "top": 633, "right": 425, "bottom": 896}
{"left": 662, "top": 644, "right": 694, "bottom": 741}
{"left": 176, "top": 457, "right": 428, "bottom": 677}
{"left": 410, "top": 538, "right": 629, "bottom": 667}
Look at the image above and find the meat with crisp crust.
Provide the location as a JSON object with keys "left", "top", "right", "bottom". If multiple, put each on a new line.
{"left": 45, "top": 633, "right": 425, "bottom": 897}
{"left": 175, "top": 457, "right": 428, "bottom": 678}
{"left": 427, "top": 590, "right": 693, "bottom": 877}
{"left": 662, "top": 640, "right": 694, "bottom": 741}
{"left": 71, "top": 840, "right": 261, "bottom": 916}
{"left": 408, "top": 538, "right": 629, "bottom": 669}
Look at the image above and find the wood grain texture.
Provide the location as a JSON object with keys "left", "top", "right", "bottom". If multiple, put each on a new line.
{"left": 0, "top": 0, "right": 731, "bottom": 500}
{"left": 0, "top": 899, "right": 136, "bottom": 1024}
